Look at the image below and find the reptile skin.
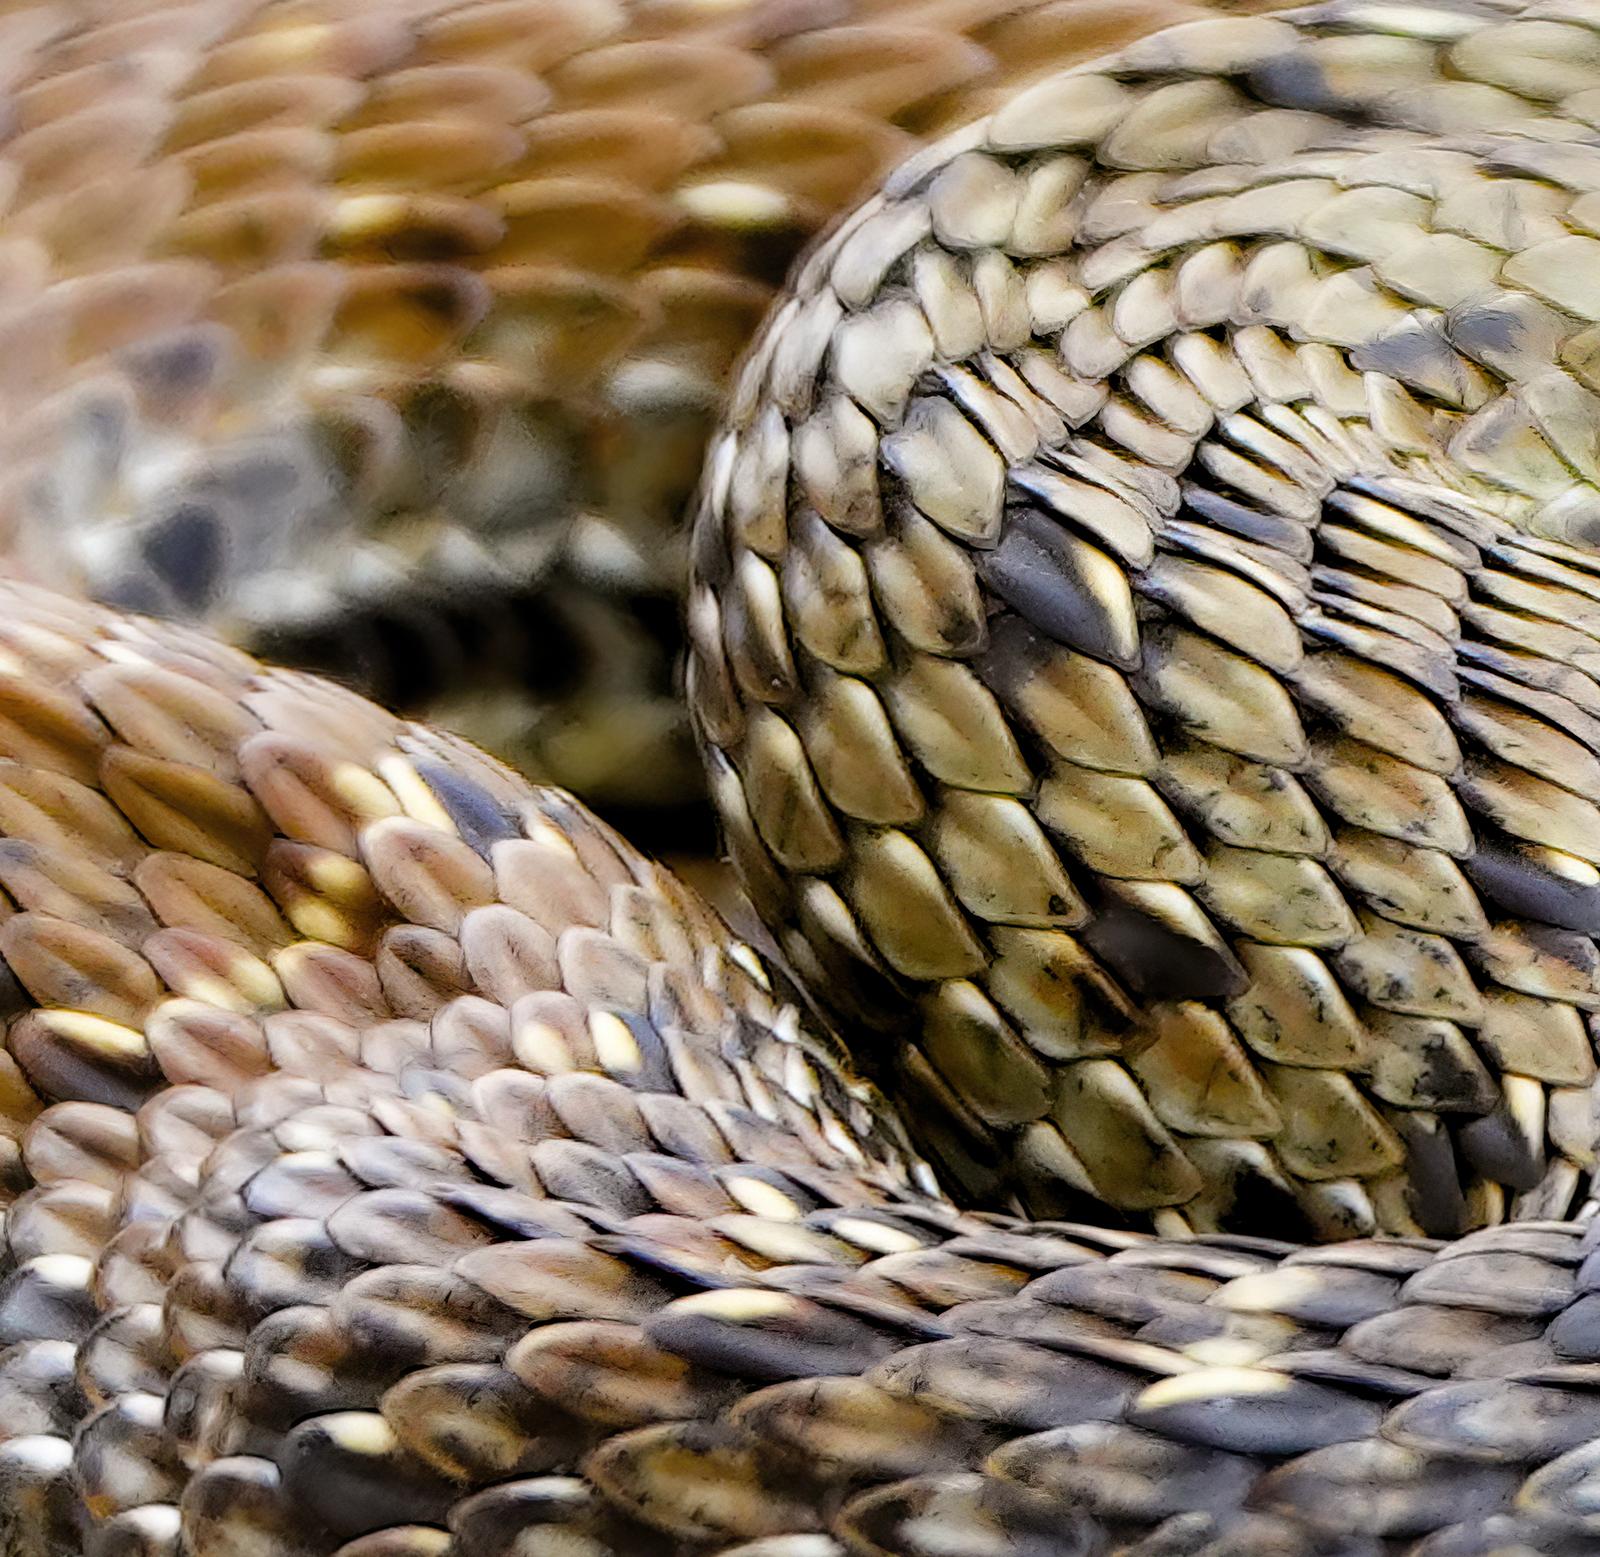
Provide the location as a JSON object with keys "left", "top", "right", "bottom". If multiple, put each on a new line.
{"left": 0, "top": 0, "right": 1292, "bottom": 822}
{"left": 691, "top": 0, "right": 1600, "bottom": 1247}
{"left": 6, "top": 1, "right": 1600, "bottom": 1554}
{"left": 5, "top": 579, "right": 1600, "bottom": 1557}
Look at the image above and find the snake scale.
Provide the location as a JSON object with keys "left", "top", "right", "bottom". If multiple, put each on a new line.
{"left": 0, "top": 0, "right": 1271, "bottom": 827}
{"left": 6, "top": 0, "right": 1600, "bottom": 1552}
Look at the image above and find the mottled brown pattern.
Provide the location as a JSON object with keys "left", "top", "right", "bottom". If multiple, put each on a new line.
{"left": 3, "top": 1, "right": 1600, "bottom": 1554}
{"left": 3, "top": 576, "right": 1600, "bottom": 1556}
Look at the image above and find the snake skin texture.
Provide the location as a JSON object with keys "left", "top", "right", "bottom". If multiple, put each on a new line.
{"left": 8, "top": 1, "right": 1600, "bottom": 1554}
{"left": 10, "top": 579, "right": 1600, "bottom": 1557}
{"left": 0, "top": 0, "right": 1294, "bottom": 825}
{"left": 691, "top": 0, "right": 1600, "bottom": 1248}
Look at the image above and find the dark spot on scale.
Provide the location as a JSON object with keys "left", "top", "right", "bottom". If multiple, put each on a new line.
{"left": 977, "top": 507, "right": 1137, "bottom": 667}
{"left": 1390, "top": 1111, "right": 1470, "bottom": 1241}
{"left": 139, "top": 502, "right": 226, "bottom": 614}
{"left": 411, "top": 758, "right": 520, "bottom": 855}
{"left": 1216, "top": 1169, "right": 1316, "bottom": 1246}
{"left": 1179, "top": 481, "right": 1312, "bottom": 557}
{"left": 1079, "top": 889, "right": 1248, "bottom": 1004}
{"left": 1463, "top": 833, "right": 1600, "bottom": 935}
{"left": 1460, "top": 1100, "right": 1545, "bottom": 1193}
{"left": 1248, "top": 53, "right": 1336, "bottom": 113}
{"left": 1449, "top": 303, "right": 1522, "bottom": 359}
{"left": 119, "top": 326, "right": 227, "bottom": 418}
{"left": 277, "top": 1415, "right": 454, "bottom": 1539}
{"left": 95, "top": 569, "right": 173, "bottom": 619}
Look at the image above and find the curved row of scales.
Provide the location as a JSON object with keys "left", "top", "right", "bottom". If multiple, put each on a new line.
{"left": 1, "top": 0, "right": 1600, "bottom": 1554}
{"left": 0, "top": 0, "right": 1283, "bottom": 818}
{"left": 694, "top": 0, "right": 1600, "bottom": 1246}
{"left": 0, "top": 581, "right": 1598, "bottom": 1556}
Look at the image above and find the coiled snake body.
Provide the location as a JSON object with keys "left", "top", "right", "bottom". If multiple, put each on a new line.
{"left": 5, "top": 1, "right": 1600, "bottom": 1554}
{"left": 0, "top": 0, "right": 1260, "bottom": 822}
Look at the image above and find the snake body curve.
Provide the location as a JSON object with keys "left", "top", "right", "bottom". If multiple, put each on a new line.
{"left": 0, "top": 0, "right": 1270, "bottom": 822}
{"left": 2, "top": 1, "right": 1600, "bottom": 1555}
{"left": 691, "top": 0, "right": 1600, "bottom": 1248}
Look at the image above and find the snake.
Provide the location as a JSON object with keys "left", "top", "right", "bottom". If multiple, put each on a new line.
{"left": 5, "top": 0, "right": 1600, "bottom": 1552}
{"left": 0, "top": 0, "right": 1283, "bottom": 829}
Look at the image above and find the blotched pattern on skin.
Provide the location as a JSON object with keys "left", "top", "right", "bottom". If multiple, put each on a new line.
{"left": 0, "top": 0, "right": 1289, "bottom": 818}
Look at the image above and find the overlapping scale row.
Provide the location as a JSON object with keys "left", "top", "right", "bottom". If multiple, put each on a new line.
{"left": 0, "top": 576, "right": 949, "bottom": 1554}
{"left": 554, "top": 1214, "right": 1600, "bottom": 1556}
{"left": 21, "top": 787, "right": 1600, "bottom": 1557}
{"left": 0, "top": 572, "right": 1555, "bottom": 1557}
{"left": 0, "top": 584, "right": 1581, "bottom": 1557}
{"left": 691, "top": 0, "right": 1600, "bottom": 1239}
{"left": 24, "top": 2, "right": 1600, "bottom": 1551}
{"left": 0, "top": 0, "right": 1294, "bottom": 823}
{"left": 5, "top": 295, "right": 1600, "bottom": 1556}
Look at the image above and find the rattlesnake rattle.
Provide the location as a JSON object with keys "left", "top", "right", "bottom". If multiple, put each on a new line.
{"left": 3, "top": 0, "right": 1600, "bottom": 1553}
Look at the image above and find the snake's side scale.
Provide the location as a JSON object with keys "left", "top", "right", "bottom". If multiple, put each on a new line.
{"left": 7, "top": 0, "right": 1600, "bottom": 1554}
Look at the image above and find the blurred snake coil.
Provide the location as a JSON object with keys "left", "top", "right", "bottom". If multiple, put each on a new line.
{"left": 17, "top": 0, "right": 1600, "bottom": 1553}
